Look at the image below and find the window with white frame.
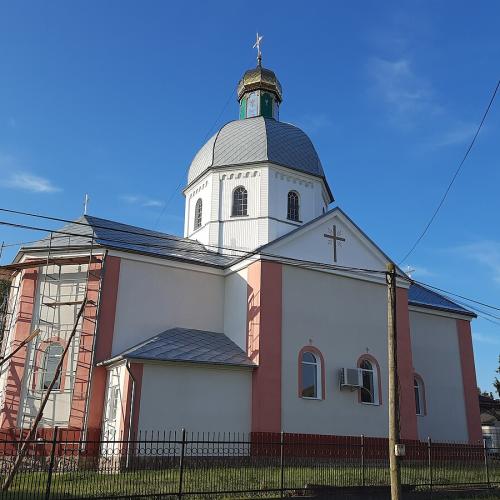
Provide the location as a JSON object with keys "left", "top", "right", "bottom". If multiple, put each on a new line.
{"left": 194, "top": 198, "right": 202, "bottom": 230}
{"left": 39, "top": 343, "right": 63, "bottom": 391}
{"left": 107, "top": 385, "right": 119, "bottom": 421}
{"left": 232, "top": 186, "right": 248, "bottom": 216}
{"left": 414, "top": 377, "right": 425, "bottom": 416}
{"left": 359, "top": 359, "right": 378, "bottom": 404}
{"left": 301, "top": 351, "right": 321, "bottom": 399}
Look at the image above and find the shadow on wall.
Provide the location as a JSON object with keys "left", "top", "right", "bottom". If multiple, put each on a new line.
{"left": 247, "top": 281, "right": 261, "bottom": 365}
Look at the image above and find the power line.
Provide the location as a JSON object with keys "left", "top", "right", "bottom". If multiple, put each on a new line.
{"left": 0, "top": 207, "right": 249, "bottom": 256}
{"left": 0, "top": 218, "right": 389, "bottom": 280}
{"left": 410, "top": 278, "right": 500, "bottom": 313}
{"left": 1, "top": 239, "right": 44, "bottom": 248}
{"left": 438, "top": 293, "right": 500, "bottom": 324}
{"left": 399, "top": 79, "right": 500, "bottom": 265}
{"left": 3, "top": 207, "right": 500, "bottom": 315}
{"left": 154, "top": 94, "right": 233, "bottom": 227}
{"left": 0, "top": 207, "right": 390, "bottom": 276}
{"left": 154, "top": 60, "right": 253, "bottom": 228}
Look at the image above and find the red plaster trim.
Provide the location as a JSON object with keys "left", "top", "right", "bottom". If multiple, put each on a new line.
{"left": 396, "top": 287, "right": 418, "bottom": 440}
{"left": 121, "top": 363, "right": 143, "bottom": 440}
{"left": 456, "top": 319, "right": 482, "bottom": 444}
{"left": 68, "top": 260, "right": 102, "bottom": 430}
{"left": 130, "top": 363, "right": 143, "bottom": 436}
{"left": 86, "top": 256, "right": 121, "bottom": 433}
{"left": 298, "top": 346, "right": 326, "bottom": 400}
{"left": 94, "top": 256, "right": 121, "bottom": 363}
{"left": 357, "top": 354, "right": 382, "bottom": 406}
{"left": 413, "top": 373, "right": 427, "bottom": 416}
{"left": 31, "top": 338, "right": 70, "bottom": 393}
{"left": 247, "top": 261, "right": 261, "bottom": 364}
{"left": 247, "top": 260, "right": 282, "bottom": 433}
{"left": 0, "top": 268, "right": 38, "bottom": 430}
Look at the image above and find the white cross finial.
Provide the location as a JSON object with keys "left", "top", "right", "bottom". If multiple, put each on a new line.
{"left": 253, "top": 33, "right": 263, "bottom": 65}
{"left": 404, "top": 265, "right": 415, "bottom": 278}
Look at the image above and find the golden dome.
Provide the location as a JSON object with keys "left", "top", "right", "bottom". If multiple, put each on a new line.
{"left": 237, "top": 66, "right": 282, "bottom": 102}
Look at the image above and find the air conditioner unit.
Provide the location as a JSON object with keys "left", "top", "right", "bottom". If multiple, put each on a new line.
{"left": 340, "top": 368, "right": 362, "bottom": 390}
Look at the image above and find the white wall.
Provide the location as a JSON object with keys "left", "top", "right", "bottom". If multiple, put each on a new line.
{"left": 410, "top": 310, "right": 468, "bottom": 442}
{"left": 185, "top": 176, "right": 213, "bottom": 237}
{"left": 281, "top": 265, "right": 389, "bottom": 437}
{"left": 102, "top": 364, "right": 127, "bottom": 440}
{"left": 184, "top": 163, "right": 330, "bottom": 252}
{"left": 112, "top": 258, "right": 225, "bottom": 356}
{"left": 219, "top": 168, "right": 264, "bottom": 251}
{"left": 266, "top": 211, "right": 388, "bottom": 273}
{"left": 138, "top": 362, "right": 252, "bottom": 433}
{"left": 223, "top": 267, "right": 248, "bottom": 350}
{"left": 267, "top": 166, "right": 326, "bottom": 226}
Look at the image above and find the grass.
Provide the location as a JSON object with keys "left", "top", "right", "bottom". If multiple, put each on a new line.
{"left": 2, "top": 462, "right": 499, "bottom": 499}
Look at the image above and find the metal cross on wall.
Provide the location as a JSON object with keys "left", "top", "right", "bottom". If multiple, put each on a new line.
{"left": 324, "top": 224, "right": 346, "bottom": 263}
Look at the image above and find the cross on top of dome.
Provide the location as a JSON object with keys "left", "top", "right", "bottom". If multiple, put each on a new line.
{"left": 253, "top": 33, "right": 263, "bottom": 66}
{"left": 238, "top": 34, "right": 282, "bottom": 120}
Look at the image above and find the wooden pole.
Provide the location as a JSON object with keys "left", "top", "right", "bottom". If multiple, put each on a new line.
{"left": 387, "top": 262, "right": 401, "bottom": 500}
{"left": 0, "top": 329, "right": 41, "bottom": 368}
{"left": 1, "top": 298, "right": 87, "bottom": 492}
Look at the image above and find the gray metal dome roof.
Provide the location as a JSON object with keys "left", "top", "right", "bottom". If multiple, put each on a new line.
{"left": 187, "top": 117, "right": 332, "bottom": 199}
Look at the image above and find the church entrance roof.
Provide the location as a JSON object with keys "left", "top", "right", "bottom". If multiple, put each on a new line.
{"left": 101, "top": 327, "right": 255, "bottom": 368}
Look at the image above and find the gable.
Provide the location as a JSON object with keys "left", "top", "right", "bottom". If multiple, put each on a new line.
{"left": 262, "top": 208, "right": 392, "bottom": 274}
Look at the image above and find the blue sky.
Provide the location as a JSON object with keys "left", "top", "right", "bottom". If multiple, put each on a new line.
{"left": 1, "top": 1, "right": 499, "bottom": 391}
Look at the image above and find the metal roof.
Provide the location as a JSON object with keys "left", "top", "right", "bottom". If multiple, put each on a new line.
{"left": 22, "top": 215, "right": 235, "bottom": 268}
{"left": 19, "top": 215, "right": 474, "bottom": 319}
{"left": 408, "top": 283, "right": 475, "bottom": 317}
{"left": 237, "top": 66, "right": 282, "bottom": 101}
{"left": 109, "top": 327, "right": 255, "bottom": 368}
{"left": 187, "top": 117, "right": 332, "bottom": 200}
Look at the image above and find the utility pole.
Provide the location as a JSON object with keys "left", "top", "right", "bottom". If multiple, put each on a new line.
{"left": 387, "top": 262, "right": 402, "bottom": 500}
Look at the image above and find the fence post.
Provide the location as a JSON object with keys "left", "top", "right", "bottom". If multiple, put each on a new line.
{"left": 361, "top": 435, "right": 365, "bottom": 487}
{"left": 280, "top": 431, "right": 285, "bottom": 499}
{"left": 427, "top": 437, "right": 432, "bottom": 492}
{"left": 483, "top": 438, "right": 490, "bottom": 488}
{"left": 45, "top": 426, "right": 59, "bottom": 500}
{"left": 178, "top": 428, "right": 186, "bottom": 500}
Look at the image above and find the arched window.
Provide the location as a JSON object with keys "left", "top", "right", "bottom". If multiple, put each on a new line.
{"left": 232, "top": 186, "right": 248, "bottom": 216}
{"left": 40, "top": 343, "right": 63, "bottom": 391}
{"left": 358, "top": 357, "right": 380, "bottom": 405}
{"left": 287, "top": 191, "right": 300, "bottom": 221}
{"left": 300, "top": 350, "right": 322, "bottom": 399}
{"left": 414, "top": 375, "right": 426, "bottom": 416}
{"left": 194, "top": 198, "right": 202, "bottom": 230}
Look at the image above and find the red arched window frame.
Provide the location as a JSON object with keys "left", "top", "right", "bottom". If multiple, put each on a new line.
{"left": 298, "top": 346, "right": 326, "bottom": 400}
{"left": 357, "top": 354, "right": 382, "bottom": 405}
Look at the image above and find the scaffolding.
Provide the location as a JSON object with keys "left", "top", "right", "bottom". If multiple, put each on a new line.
{"left": 0, "top": 232, "right": 104, "bottom": 438}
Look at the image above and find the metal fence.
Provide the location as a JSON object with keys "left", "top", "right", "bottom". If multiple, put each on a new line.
{"left": 0, "top": 429, "right": 499, "bottom": 499}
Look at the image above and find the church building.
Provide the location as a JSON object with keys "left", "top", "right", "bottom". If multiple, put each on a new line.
{"left": 0, "top": 50, "right": 482, "bottom": 445}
